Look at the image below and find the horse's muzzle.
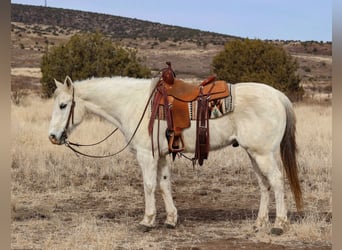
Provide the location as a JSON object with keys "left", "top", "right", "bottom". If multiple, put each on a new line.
{"left": 49, "top": 132, "right": 67, "bottom": 145}
{"left": 49, "top": 134, "right": 60, "bottom": 145}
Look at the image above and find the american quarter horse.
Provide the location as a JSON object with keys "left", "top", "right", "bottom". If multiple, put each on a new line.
{"left": 48, "top": 76, "right": 302, "bottom": 234}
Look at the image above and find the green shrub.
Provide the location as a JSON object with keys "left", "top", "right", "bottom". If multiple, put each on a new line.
{"left": 40, "top": 32, "right": 151, "bottom": 98}
{"left": 211, "top": 39, "right": 303, "bottom": 101}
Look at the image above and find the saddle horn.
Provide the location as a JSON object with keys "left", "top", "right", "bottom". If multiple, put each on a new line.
{"left": 162, "top": 61, "right": 176, "bottom": 85}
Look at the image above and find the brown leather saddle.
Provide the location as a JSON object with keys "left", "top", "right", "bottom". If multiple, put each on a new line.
{"left": 148, "top": 62, "right": 230, "bottom": 165}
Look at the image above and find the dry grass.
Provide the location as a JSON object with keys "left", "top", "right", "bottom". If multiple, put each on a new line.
{"left": 11, "top": 95, "right": 332, "bottom": 249}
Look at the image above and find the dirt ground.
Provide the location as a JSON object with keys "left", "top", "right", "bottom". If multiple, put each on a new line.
{"left": 11, "top": 162, "right": 332, "bottom": 249}
{"left": 12, "top": 192, "right": 331, "bottom": 250}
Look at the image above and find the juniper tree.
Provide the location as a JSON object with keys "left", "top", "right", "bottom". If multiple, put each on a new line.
{"left": 41, "top": 32, "right": 151, "bottom": 98}
{"left": 212, "top": 39, "right": 303, "bottom": 101}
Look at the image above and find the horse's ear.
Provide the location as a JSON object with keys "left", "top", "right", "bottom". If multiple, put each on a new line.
{"left": 64, "top": 76, "right": 74, "bottom": 89}
{"left": 54, "top": 79, "right": 64, "bottom": 89}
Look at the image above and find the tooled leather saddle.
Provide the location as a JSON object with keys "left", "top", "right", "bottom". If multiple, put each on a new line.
{"left": 148, "top": 62, "right": 230, "bottom": 165}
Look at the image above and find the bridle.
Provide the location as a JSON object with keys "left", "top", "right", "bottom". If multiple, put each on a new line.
{"left": 62, "top": 82, "right": 158, "bottom": 158}
{"left": 62, "top": 86, "right": 76, "bottom": 139}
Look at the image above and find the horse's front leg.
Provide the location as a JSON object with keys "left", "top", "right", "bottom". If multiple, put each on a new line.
{"left": 137, "top": 149, "right": 158, "bottom": 229}
{"left": 158, "top": 156, "right": 178, "bottom": 228}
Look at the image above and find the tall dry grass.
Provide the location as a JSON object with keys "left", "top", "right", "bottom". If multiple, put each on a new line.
{"left": 11, "top": 95, "right": 332, "bottom": 249}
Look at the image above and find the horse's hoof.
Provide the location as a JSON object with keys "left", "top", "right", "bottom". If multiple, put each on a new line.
{"left": 165, "top": 223, "right": 176, "bottom": 229}
{"left": 253, "top": 226, "right": 260, "bottom": 233}
{"left": 253, "top": 218, "right": 269, "bottom": 232}
{"left": 137, "top": 224, "right": 153, "bottom": 232}
{"left": 270, "top": 227, "right": 284, "bottom": 236}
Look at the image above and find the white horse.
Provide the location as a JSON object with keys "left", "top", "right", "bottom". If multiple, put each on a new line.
{"left": 48, "top": 76, "right": 302, "bottom": 234}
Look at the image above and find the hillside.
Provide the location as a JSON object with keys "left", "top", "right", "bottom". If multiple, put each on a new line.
{"left": 11, "top": 4, "right": 332, "bottom": 102}
{"left": 11, "top": 3, "right": 235, "bottom": 45}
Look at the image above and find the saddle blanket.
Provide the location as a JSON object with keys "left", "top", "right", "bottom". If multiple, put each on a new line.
{"left": 151, "top": 83, "right": 235, "bottom": 120}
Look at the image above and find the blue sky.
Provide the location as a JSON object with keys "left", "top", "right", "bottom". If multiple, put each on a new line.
{"left": 11, "top": 0, "right": 332, "bottom": 41}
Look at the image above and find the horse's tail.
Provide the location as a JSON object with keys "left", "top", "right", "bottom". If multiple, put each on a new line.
{"left": 280, "top": 95, "right": 303, "bottom": 211}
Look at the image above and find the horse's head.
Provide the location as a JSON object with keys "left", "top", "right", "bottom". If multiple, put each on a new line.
{"left": 48, "top": 76, "right": 85, "bottom": 145}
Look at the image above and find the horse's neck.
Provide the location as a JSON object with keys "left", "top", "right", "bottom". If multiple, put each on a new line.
{"left": 75, "top": 77, "right": 151, "bottom": 127}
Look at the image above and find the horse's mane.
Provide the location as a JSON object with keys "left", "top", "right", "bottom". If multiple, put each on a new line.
{"left": 75, "top": 76, "right": 150, "bottom": 86}
{"left": 53, "top": 76, "right": 158, "bottom": 101}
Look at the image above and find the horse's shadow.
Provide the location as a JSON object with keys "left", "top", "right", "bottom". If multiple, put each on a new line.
{"left": 97, "top": 207, "right": 331, "bottom": 226}
{"left": 176, "top": 208, "right": 330, "bottom": 224}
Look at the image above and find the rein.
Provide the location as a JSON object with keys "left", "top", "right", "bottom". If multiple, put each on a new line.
{"left": 67, "top": 128, "right": 118, "bottom": 147}
{"left": 63, "top": 80, "right": 159, "bottom": 158}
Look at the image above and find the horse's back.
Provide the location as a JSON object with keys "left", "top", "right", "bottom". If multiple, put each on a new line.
{"left": 232, "top": 82, "right": 290, "bottom": 151}
{"left": 234, "top": 82, "right": 290, "bottom": 114}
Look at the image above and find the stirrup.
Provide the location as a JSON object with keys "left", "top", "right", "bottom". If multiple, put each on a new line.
{"left": 167, "top": 131, "right": 185, "bottom": 153}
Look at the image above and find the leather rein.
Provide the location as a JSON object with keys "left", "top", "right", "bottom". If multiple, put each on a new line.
{"left": 63, "top": 83, "right": 158, "bottom": 158}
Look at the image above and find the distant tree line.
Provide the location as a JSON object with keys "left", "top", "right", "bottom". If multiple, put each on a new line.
{"left": 12, "top": 3, "right": 234, "bottom": 46}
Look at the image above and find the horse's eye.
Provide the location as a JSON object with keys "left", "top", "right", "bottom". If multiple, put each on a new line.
{"left": 59, "top": 103, "right": 67, "bottom": 110}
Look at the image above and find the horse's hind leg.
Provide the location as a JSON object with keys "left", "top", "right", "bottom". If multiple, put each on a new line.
{"left": 157, "top": 156, "right": 178, "bottom": 228}
{"left": 247, "top": 152, "right": 271, "bottom": 230}
{"left": 248, "top": 150, "right": 288, "bottom": 234}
